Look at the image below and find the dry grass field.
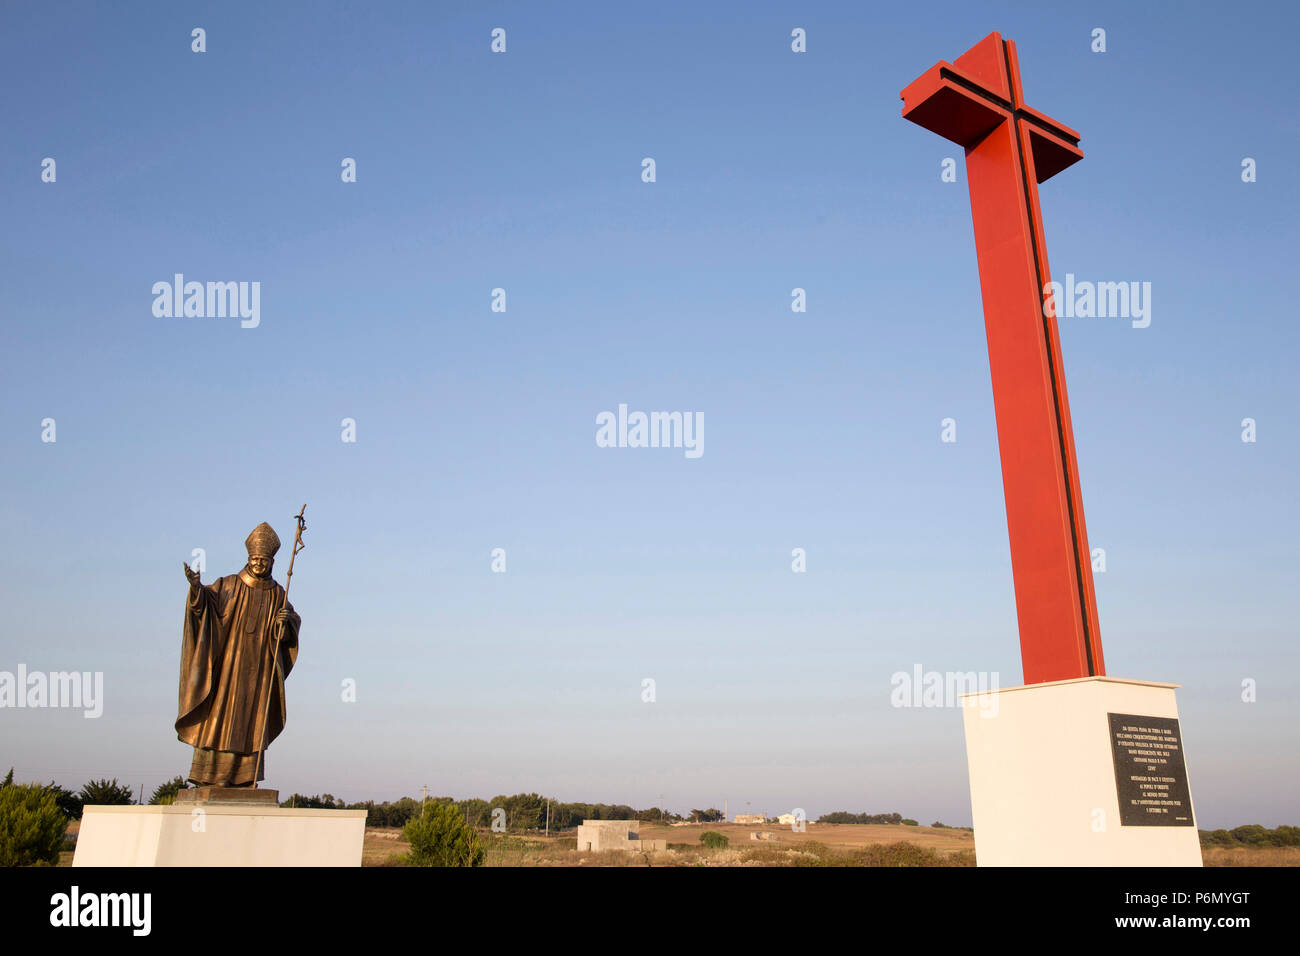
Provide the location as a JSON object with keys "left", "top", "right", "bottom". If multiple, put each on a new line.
{"left": 370, "top": 821, "right": 980, "bottom": 867}
{"left": 371, "top": 822, "right": 1300, "bottom": 867}
{"left": 643, "top": 821, "right": 975, "bottom": 852}
{"left": 55, "top": 817, "right": 1298, "bottom": 866}
{"left": 1201, "top": 845, "right": 1300, "bottom": 867}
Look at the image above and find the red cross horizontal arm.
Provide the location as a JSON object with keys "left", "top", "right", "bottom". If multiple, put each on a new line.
{"left": 901, "top": 32, "right": 1106, "bottom": 684}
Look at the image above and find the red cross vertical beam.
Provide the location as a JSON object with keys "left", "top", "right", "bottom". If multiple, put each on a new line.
{"left": 901, "top": 32, "right": 1106, "bottom": 684}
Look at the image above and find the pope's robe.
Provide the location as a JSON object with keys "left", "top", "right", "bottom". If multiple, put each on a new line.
{"left": 175, "top": 568, "right": 299, "bottom": 786}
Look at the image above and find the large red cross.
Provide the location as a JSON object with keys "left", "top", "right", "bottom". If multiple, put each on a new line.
{"left": 901, "top": 32, "right": 1106, "bottom": 684}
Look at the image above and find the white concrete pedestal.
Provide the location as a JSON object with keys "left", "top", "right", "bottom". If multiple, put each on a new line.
{"left": 961, "top": 676, "right": 1202, "bottom": 867}
{"left": 72, "top": 805, "right": 367, "bottom": 866}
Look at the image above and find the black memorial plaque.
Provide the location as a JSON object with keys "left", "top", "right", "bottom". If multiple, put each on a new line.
{"left": 1107, "top": 713, "right": 1194, "bottom": 827}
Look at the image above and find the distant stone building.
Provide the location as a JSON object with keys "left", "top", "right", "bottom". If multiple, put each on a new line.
{"left": 734, "top": 814, "right": 765, "bottom": 825}
{"left": 576, "top": 820, "right": 667, "bottom": 853}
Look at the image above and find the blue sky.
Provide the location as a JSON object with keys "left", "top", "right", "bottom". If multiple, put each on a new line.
{"left": 1, "top": 1, "right": 1296, "bottom": 828}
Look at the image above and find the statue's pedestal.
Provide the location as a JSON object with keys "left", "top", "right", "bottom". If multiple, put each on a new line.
{"left": 961, "top": 676, "right": 1203, "bottom": 866}
{"left": 174, "top": 786, "right": 280, "bottom": 807}
{"left": 73, "top": 800, "right": 367, "bottom": 867}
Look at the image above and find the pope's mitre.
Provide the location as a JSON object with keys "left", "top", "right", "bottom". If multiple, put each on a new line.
{"left": 244, "top": 522, "right": 281, "bottom": 558}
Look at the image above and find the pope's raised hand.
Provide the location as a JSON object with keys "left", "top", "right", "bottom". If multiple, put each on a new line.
{"left": 183, "top": 562, "right": 201, "bottom": 587}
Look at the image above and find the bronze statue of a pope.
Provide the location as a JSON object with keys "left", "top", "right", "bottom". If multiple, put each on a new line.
{"left": 176, "top": 522, "right": 300, "bottom": 787}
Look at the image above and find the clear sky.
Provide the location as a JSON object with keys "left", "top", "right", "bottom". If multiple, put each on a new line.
{"left": 1, "top": 1, "right": 1296, "bottom": 828}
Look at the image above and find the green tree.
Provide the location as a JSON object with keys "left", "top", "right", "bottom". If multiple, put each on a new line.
{"left": 361, "top": 796, "right": 421, "bottom": 828}
{"left": 280, "top": 793, "right": 341, "bottom": 809}
{"left": 1228, "top": 824, "right": 1269, "bottom": 846}
{"left": 79, "top": 778, "right": 135, "bottom": 806}
{"left": 816, "top": 811, "right": 903, "bottom": 825}
{"left": 149, "top": 776, "right": 190, "bottom": 805}
{"left": 43, "top": 784, "right": 83, "bottom": 820}
{"left": 490, "top": 793, "right": 547, "bottom": 831}
{"left": 1199, "top": 829, "right": 1233, "bottom": 847}
{"left": 1274, "top": 825, "right": 1300, "bottom": 847}
{"left": 0, "top": 781, "right": 68, "bottom": 866}
{"left": 403, "top": 801, "right": 484, "bottom": 867}
{"left": 700, "top": 830, "right": 729, "bottom": 849}
{"left": 457, "top": 798, "right": 491, "bottom": 828}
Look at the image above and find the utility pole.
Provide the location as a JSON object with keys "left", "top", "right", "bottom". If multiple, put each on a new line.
{"left": 420, "top": 785, "right": 429, "bottom": 817}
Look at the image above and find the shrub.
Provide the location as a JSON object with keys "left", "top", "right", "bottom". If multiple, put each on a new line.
{"left": 402, "top": 801, "right": 485, "bottom": 867}
{"left": 735, "top": 841, "right": 973, "bottom": 867}
{"left": 901, "top": 819, "right": 919, "bottom": 826}
{"left": 0, "top": 781, "right": 68, "bottom": 866}
{"left": 700, "top": 831, "right": 729, "bottom": 849}
{"left": 849, "top": 842, "right": 959, "bottom": 867}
